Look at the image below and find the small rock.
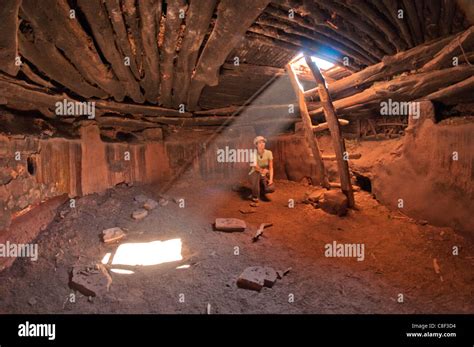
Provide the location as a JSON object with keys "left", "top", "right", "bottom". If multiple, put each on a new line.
{"left": 143, "top": 199, "right": 158, "bottom": 210}
{"left": 236, "top": 266, "right": 279, "bottom": 291}
{"left": 102, "top": 227, "right": 125, "bottom": 243}
{"left": 239, "top": 208, "right": 256, "bottom": 214}
{"left": 277, "top": 267, "right": 292, "bottom": 279}
{"left": 215, "top": 218, "right": 246, "bottom": 232}
{"left": 158, "top": 198, "right": 169, "bottom": 206}
{"left": 28, "top": 297, "right": 37, "bottom": 306}
{"left": 59, "top": 209, "right": 69, "bottom": 219}
{"left": 70, "top": 264, "right": 112, "bottom": 297}
{"left": 132, "top": 209, "right": 148, "bottom": 220}
{"left": 134, "top": 195, "right": 148, "bottom": 204}
{"left": 320, "top": 190, "right": 348, "bottom": 216}
{"left": 304, "top": 188, "right": 326, "bottom": 204}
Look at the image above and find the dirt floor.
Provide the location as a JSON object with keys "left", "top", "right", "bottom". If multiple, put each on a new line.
{"left": 0, "top": 178, "right": 473, "bottom": 314}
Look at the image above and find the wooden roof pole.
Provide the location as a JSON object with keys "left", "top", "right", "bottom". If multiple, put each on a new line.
{"left": 304, "top": 55, "right": 355, "bottom": 207}
{"left": 285, "top": 63, "right": 330, "bottom": 188}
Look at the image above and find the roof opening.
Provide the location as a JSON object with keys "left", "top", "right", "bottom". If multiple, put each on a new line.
{"left": 290, "top": 53, "right": 335, "bottom": 72}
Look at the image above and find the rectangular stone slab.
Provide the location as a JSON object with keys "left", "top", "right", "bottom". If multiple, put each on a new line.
{"left": 215, "top": 218, "right": 246, "bottom": 232}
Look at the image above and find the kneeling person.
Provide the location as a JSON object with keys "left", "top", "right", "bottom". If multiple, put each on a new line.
{"left": 249, "top": 136, "right": 275, "bottom": 202}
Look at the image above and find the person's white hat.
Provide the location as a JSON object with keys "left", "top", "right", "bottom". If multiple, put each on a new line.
{"left": 253, "top": 135, "right": 267, "bottom": 146}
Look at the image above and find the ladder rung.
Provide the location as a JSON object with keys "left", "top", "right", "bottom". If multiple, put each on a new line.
{"left": 312, "top": 119, "right": 349, "bottom": 132}
{"left": 322, "top": 153, "right": 361, "bottom": 160}
{"left": 288, "top": 54, "right": 304, "bottom": 65}
{"left": 304, "top": 87, "right": 318, "bottom": 97}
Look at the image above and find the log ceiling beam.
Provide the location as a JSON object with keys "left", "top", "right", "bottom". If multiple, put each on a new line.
{"left": 20, "top": 0, "right": 125, "bottom": 101}
{"left": 104, "top": 0, "right": 141, "bottom": 81}
{"left": 138, "top": 0, "right": 162, "bottom": 103}
{"left": 255, "top": 14, "right": 372, "bottom": 66}
{"left": 159, "top": 0, "right": 187, "bottom": 108}
{"left": 171, "top": 0, "right": 217, "bottom": 108}
{"left": 186, "top": 0, "right": 271, "bottom": 111}
{"left": 17, "top": 17, "right": 108, "bottom": 99}
{"left": 0, "top": 0, "right": 21, "bottom": 76}
{"left": 381, "top": 0, "right": 414, "bottom": 47}
{"left": 263, "top": 5, "right": 378, "bottom": 65}
{"left": 77, "top": 0, "right": 144, "bottom": 103}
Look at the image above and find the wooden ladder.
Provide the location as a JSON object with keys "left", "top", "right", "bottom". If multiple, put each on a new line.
{"left": 286, "top": 55, "right": 356, "bottom": 207}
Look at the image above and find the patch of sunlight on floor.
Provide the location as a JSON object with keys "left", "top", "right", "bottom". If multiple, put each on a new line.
{"left": 111, "top": 238, "right": 183, "bottom": 266}
{"left": 110, "top": 268, "right": 135, "bottom": 275}
{"left": 101, "top": 252, "right": 112, "bottom": 265}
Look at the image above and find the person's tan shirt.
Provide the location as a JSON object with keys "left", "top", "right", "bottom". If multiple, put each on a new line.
{"left": 249, "top": 149, "right": 273, "bottom": 175}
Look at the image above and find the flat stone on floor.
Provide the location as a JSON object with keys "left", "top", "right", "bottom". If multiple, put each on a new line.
{"left": 143, "top": 199, "right": 158, "bottom": 210}
{"left": 102, "top": 227, "right": 125, "bottom": 243}
{"left": 134, "top": 195, "right": 148, "bottom": 204}
{"left": 70, "top": 265, "right": 112, "bottom": 297}
{"left": 320, "top": 190, "right": 348, "bottom": 216}
{"left": 236, "top": 266, "right": 278, "bottom": 291}
{"left": 215, "top": 218, "right": 246, "bottom": 232}
{"left": 132, "top": 209, "right": 148, "bottom": 220}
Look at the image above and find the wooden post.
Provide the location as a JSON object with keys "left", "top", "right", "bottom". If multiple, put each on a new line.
{"left": 286, "top": 63, "right": 329, "bottom": 188}
{"left": 304, "top": 55, "right": 355, "bottom": 207}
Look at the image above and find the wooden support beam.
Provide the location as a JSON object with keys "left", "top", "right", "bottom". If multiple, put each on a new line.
{"left": 21, "top": 0, "right": 125, "bottom": 101}
{"left": 0, "top": 74, "right": 67, "bottom": 117}
{"left": 77, "top": 0, "right": 144, "bottom": 103}
{"left": 343, "top": 0, "right": 407, "bottom": 52}
{"left": 122, "top": 0, "right": 145, "bottom": 79}
{"left": 420, "top": 26, "right": 474, "bottom": 72}
{"left": 172, "top": 0, "right": 217, "bottom": 108}
{"left": 440, "top": 0, "right": 456, "bottom": 37}
{"left": 282, "top": 0, "right": 383, "bottom": 62}
{"left": 424, "top": 0, "right": 441, "bottom": 40}
{"left": 255, "top": 15, "right": 372, "bottom": 66}
{"left": 402, "top": 0, "right": 424, "bottom": 46}
{"left": 308, "top": 65, "right": 474, "bottom": 117}
{"left": 18, "top": 28, "right": 107, "bottom": 99}
{"left": 186, "top": 0, "right": 271, "bottom": 110}
{"left": 95, "top": 100, "right": 193, "bottom": 118}
{"left": 286, "top": 63, "right": 329, "bottom": 188}
{"left": 304, "top": 55, "right": 354, "bottom": 207}
{"left": 313, "top": 119, "right": 349, "bottom": 132}
{"left": 304, "top": 28, "right": 469, "bottom": 101}
{"left": 382, "top": 0, "right": 414, "bottom": 47}
{"left": 0, "top": 0, "right": 21, "bottom": 76}
{"left": 424, "top": 75, "right": 474, "bottom": 104}
{"left": 104, "top": 0, "right": 141, "bottom": 80}
{"left": 20, "top": 63, "right": 55, "bottom": 89}
{"left": 247, "top": 24, "right": 363, "bottom": 71}
{"left": 194, "top": 103, "right": 296, "bottom": 116}
{"left": 316, "top": 0, "right": 396, "bottom": 55}
{"left": 138, "top": 0, "right": 162, "bottom": 103}
{"left": 160, "top": 0, "right": 186, "bottom": 107}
